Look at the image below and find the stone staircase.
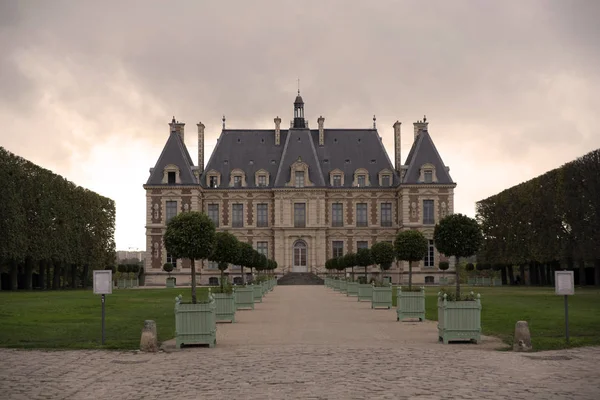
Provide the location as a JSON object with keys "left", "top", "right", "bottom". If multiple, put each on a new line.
{"left": 277, "top": 272, "right": 324, "bottom": 285}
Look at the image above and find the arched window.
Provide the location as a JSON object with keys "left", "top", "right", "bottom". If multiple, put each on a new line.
{"left": 293, "top": 240, "right": 307, "bottom": 268}
{"left": 208, "top": 277, "right": 219, "bottom": 286}
{"left": 425, "top": 276, "right": 434, "bottom": 284}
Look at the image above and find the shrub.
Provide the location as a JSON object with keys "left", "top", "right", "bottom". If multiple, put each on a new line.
{"left": 438, "top": 261, "right": 450, "bottom": 271}
{"left": 163, "top": 263, "right": 174, "bottom": 278}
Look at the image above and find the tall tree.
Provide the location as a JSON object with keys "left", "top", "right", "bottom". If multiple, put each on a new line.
{"left": 209, "top": 232, "right": 240, "bottom": 290}
{"left": 394, "top": 230, "right": 428, "bottom": 290}
{"left": 371, "top": 241, "right": 395, "bottom": 284}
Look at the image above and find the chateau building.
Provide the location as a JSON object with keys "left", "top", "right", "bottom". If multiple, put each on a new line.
{"left": 143, "top": 93, "right": 456, "bottom": 285}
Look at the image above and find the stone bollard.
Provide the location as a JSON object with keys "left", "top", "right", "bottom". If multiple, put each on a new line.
{"left": 140, "top": 320, "right": 158, "bottom": 352}
{"left": 513, "top": 321, "right": 532, "bottom": 352}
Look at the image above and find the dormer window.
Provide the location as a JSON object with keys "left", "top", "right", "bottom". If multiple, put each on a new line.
{"left": 229, "top": 168, "right": 246, "bottom": 188}
{"left": 357, "top": 175, "right": 366, "bottom": 187}
{"left": 209, "top": 176, "right": 218, "bottom": 188}
{"left": 234, "top": 176, "right": 242, "bottom": 188}
{"left": 381, "top": 175, "right": 390, "bottom": 187}
{"left": 168, "top": 172, "right": 176, "bottom": 184}
{"left": 258, "top": 175, "right": 266, "bottom": 187}
{"left": 295, "top": 171, "right": 305, "bottom": 187}
{"left": 333, "top": 175, "right": 342, "bottom": 187}
{"left": 424, "top": 170, "right": 433, "bottom": 183}
{"left": 254, "top": 169, "right": 270, "bottom": 187}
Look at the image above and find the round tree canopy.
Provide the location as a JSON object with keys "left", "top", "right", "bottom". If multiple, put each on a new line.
{"left": 356, "top": 248, "right": 373, "bottom": 267}
{"left": 433, "top": 213, "right": 482, "bottom": 259}
{"left": 438, "top": 261, "right": 450, "bottom": 271}
{"left": 209, "top": 231, "right": 239, "bottom": 268}
{"left": 394, "top": 230, "right": 428, "bottom": 262}
{"left": 163, "top": 263, "right": 174, "bottom": 273}
{"left": 371, "top": 241, "right": 395, "bottom": 269}
{"left": 163, "top": 211, "right": 216, "bottom": 261}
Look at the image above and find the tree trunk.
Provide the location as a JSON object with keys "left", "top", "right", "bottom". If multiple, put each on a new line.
{"left": 408, "top": 261, "right": 413, "bottom": 290}
{"left": 53, "top": 261, "right": 61, "bottom": 290}
{"left": 39, "top": 260, "right": 46, "bottom": 290}
{"left": 455, "top": 256, "right": 461, "bottom": 299}
{"left": 220, "top": 268, "right": 225, "bottom": 291}
{"left": 70, "top": 264, "right": 77, "bottom": 289}
{"left": 241, "top": 266, "right": 245, "bottom": 285}
{"left": 364, "top": 266, "right": 367, "bottom": 280}
{"left": 578, "top": 260, "right": 586, "bottom": 286}
{"left": 47, "top": 264, "right": 52, "bottom": 290}
{"left": 351, "top": 266, "right": 354, "bottom": 281}
{"left": 10, "top": 260, "right": 18, "bottom": 290}
{"left": 506, "top": 265, "right": 514, "bottom": 285}
{"left": 501, "top": 266, "right": 508, "bottom": 285}
{"left": 82, "top": 264, "right": 90, "bottom": 288}
{"left": 24, "top": 257, "right": 33, "bottom": 290}
{"left": 539, "top": 264, "right": 547, "bottom": 286}
{"left": 594, "top": 259, "right": 600, "bottom": 286}
{"left": 519, "top": 265, "right": 526, "bottom": 285}
{"left": 62, "top": 264, "right": 68, "bottom": 289}
{"left": 191, "top": 258, "right": 197, "bottom": 304}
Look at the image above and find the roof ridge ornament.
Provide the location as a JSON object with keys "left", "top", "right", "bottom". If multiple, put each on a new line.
{"left": 373, "top": 115, "right": 376, "bottom": 129}
{"left": 222, "top": 115, "right": 226, "bottom": 129}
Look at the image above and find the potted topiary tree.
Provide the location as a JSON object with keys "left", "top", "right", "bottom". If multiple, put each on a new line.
{"left": 164, "top": 211, "right": 217, "bottom": 348}
{"left": 117, "top": 264, "right": 127, "bottom": 289}
{"left": 434, "top": 213, "right": 483, "bottom": 344}
{"left": 466, "top": 262, "right": 475, "bottom": 285}
{"left": 438, "top": 261, "right": 450, "bottom": 285}
{"left": 344, "top": 254, "right": 359, "bottom": 297}
{"left": 163, "top": 262, "right": 175, "bottom": 288}
{"left": 208, "top": 231, "right": 239, "bottom": 323}
{"left": 355, "top": 249, "right": 374, "bottom": 302}
{"left": 335, "top": 256, "right": 348, "bottom": 294}
{"left": 394, "top": 230, "right": 428, "bottom": 321}
{"left": 370, "top": 241, "right": 394, "bottom": 309}
{"left": 131, "top": 264, "right": 140, "bottom": 287}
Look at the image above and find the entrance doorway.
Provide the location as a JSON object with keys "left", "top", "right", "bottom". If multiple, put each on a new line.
{"left": 292, "top": 240, "right": 308, "bottom": 272}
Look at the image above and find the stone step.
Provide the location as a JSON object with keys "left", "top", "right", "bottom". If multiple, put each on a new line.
{"left": 277, "top": 273, "right": 324, "bottom": 286}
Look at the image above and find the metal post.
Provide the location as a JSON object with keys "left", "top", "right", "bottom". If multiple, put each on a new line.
{"left": 101, "top": 294, "right": 106, "bottom": 345}
{"left": 564, "top": 295, "right": 569, "bottom": 344}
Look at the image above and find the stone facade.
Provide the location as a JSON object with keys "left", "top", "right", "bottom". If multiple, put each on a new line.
{"left": 143, "top": 97, "right": 456, "bottom": 286}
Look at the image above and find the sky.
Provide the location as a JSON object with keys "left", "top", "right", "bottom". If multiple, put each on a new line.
{"left": 1, "top": 1, "right": 599, "bottom": 251}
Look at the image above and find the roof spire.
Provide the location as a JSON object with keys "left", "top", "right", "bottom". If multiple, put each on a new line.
{"left": 222, "top": 115, "right": 226, "bottom": 129}
{"left": 373, "top": 115, "right": 377, "bottom": 129}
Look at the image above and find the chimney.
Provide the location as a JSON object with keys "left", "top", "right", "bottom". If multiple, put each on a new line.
{"left": 274, "top": 116, "right": 281, "bottom": 145}
{"left": 413, "top": 115, "right": 428, "bottom": 140}
{"left": 317, "top": 116, "right": 325, "bottom": 146}
{"left": 197, "top": 122, "right": 205, "bottom": 173}
{"left": 169, "top": 116, "right": 185, "bottom": 143}
{"left": 393, "top": 121, "right": 402, "bottom": 172}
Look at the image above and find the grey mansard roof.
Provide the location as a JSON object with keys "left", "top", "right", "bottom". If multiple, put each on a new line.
{"left": 201, "top": 127, "right": 401, "bottom": 188}
{"left": 402, "top": 130, "right": 454, "bottom": 184}
{"left": 146, "top": 132, "right": 196, "bottom": 185}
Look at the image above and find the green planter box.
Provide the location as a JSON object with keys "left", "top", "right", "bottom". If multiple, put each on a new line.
{"left": 214, "top": 292, "right": 236, "bottom": 323}
{"left": 439, "top": 277, "right": 449, "bottom": 285}
{"left": 166, "top": 277, "right": 176, "bottom": 288}
{"left": 129, "top": 279, "right": 138, "bottom": 288}
{"left": 174, "top": 294, "right": 217, "bottom": 348}
{"left": 253, "top": 284, "right": 263, "bottom": 303}
{"left": 262, "top": 282, "right": 268, "bottom": 296}
{"left": 235, "top": 286, "right": 254, "bottom": 310}
{"left": 437, "top": 293, "right": 481, "bottom": 344}
{"left": 339, "top": 280, "right": 347, "bottom": 293}
{"left": 492, "top": 278, "right": 502, "bottom": 286}
{"left": 371, "top": 286, "right": 392, "bottom": 309}
{"left": 346, "top": 282, "right": 358, "bottom": 297}
{"left": 332, "top": 279, "right": 340, "bottom": 291}
{"left": 357, "top": 284, "right": 373, "bottom": 301}
{"left": 325, "top": 277, "right": 330, "bottom": 288}
{"left": 117, "top": 279, "right": 126, "bottom": 289}
{"left": 396, "top": 287, "right": 425, "bottom": 321}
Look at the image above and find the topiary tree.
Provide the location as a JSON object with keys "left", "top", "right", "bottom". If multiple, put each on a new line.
{"left": 329, "top": 257, "right": 339, "bottom": 277}
{"left": 163, "top": 262, "right": 174, "bottom": 278}
{"left": 117, "top": 264, "right": 126, "bottom": 279}
{"left": 356, "top": 248, "right": 373, "bottom": 280}
{"left": 236, "top": 242, "right": 255, "bottom": 284}
{"left": 164, "top": 211, "right": 216, "bottom": 304}
{"left": 371, "top": 241, "right": 395, "bottom": 284}
{"left": 433, "top": 213, "right": 483, "bottom": 299}
{"left": 394, "top": 230, "right": 428, "bottom": 290}
{"left": 344, "top": 252, "right": 357, "bottom": 280}
{"left": 209, "top": 232, "right": 239, "bottom": 290}
{"left": 438, "top": 261, "right": 450, "bottom": 280}
{"left": 334, "top": 257, "right": 346, "bottom": 278}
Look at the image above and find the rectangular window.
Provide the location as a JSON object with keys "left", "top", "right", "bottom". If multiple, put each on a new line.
{"left": 168, "top": 171, "right": 176, "bottom": 184}
{"left": 233, "top": 176, "right": 242, "bottom": 188}
{"left": 207, "top": 204, "right": 219, "bottom": 227}
{"left": 424, "top": 239, "right": 434, "bottom": 267}
{"left": 356, "top": 203, "right": 368, "bottom": 227}
{"left": 294, "top": 203, "right": 306, "bottom": 228}
{"left": 357, "top": 175, "right": 366, "bottom": 187}
{"left": 232, "top": 204, "right": 244, "bottom": 227}
{"left": 166, "top": 253, "right": 176, "bottom": 265}
{"left": 332, "top": 241, "right": 344, "bottom": 258}
{"left": 207, "top": 260, "right": 219, "bottom": 269}
{"left": 166, "top": 201, "right": 177, "bottom": 223}
{"left": 209, "top": 176, "right": 218, "bottom": 188}
{"left": 257, "top": 203, "right": 268, "bottom": 227}
{"left": 357, "top": 241, "right": 368, "bottom": 250}
{"left": 423, "top": 200, "right": 435, "bottom": 225}
{"left": 332, "top": 203, "right": 343, "bottom": 227}
{"left": 295, "top": 171, "right": 305, "bottom": 187}
{"left": 256, "top": 241, "right": 268, "bottom": 257}
{"left": 424, "top": 170, "right": 433, "bottom": 183}
{"left": 258, "top": 175, "right": 267, "bottom": 187}
{"left": 381, "top": 175, "right": 390, "bottom": 187}
{"left": 380, "top": 202, "right": 392, "bottom": 227}
{"left": 333, "top": 175, "right": 342, "bottom": 187}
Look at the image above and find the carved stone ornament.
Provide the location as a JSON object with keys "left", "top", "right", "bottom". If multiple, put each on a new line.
{"left": 410, "top": 202, "right": 417, "bottom": 218}
{"left": 441, "top": 202, "right": 447, "bottom": 218}
{"left": 183, "top": 203, "right": 189, "bottom": 212}
{"left": 153, "top": 242, "right": 159, "bottom": 259}
{"left": 153, "top": 203, "right": 159, "bottom": 220}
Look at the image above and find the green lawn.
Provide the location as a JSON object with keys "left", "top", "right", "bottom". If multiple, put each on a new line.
{"left": 392, "top": 285, "right": 600, "bottom": 351}
{"left": 0, "top": 288, "right": 207, "bottom": 350}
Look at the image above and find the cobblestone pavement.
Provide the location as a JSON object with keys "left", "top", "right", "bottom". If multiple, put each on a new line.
{"left": 1, "top": 286, "right": 599, "bottom": 399}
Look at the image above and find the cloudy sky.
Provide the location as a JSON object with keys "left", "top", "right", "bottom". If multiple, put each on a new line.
{"left": 1, "top": 1, "right": 598, "bottom": 251}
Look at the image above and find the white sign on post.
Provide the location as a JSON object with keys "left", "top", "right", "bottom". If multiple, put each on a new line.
{"left": 555, "top": 270, "right": 574, "bottom": 296}
{"left": 93, "top": 270, "right": 113, "bottom": 295}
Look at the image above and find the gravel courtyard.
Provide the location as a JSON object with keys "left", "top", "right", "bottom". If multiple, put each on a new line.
{"left": 1, "top": 286, "right": 599, "bottom": 399}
